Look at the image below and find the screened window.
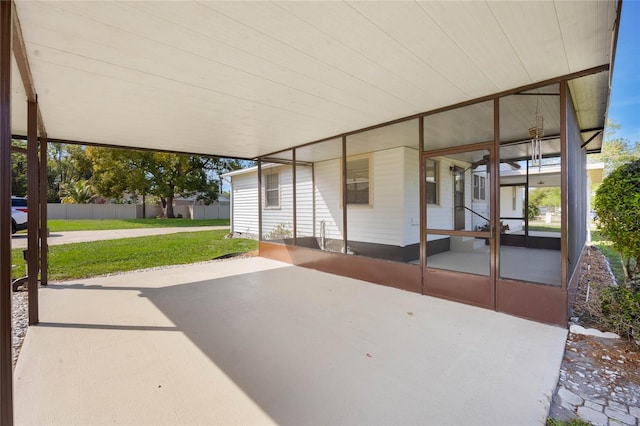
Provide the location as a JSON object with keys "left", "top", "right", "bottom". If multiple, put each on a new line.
{"left": 473, "top": 175, "right": 486, "bottom": 201}
{"left": 265, "top": 172, "right": 280, "bottom": 208}
{"left": 512, "top": 187, "right": 517, "bottom": 211}
{"left": 346, "top": 157, "right": 370, "bottom": 205}
{"left": 426, "top": 159, "right": 438, "bottom": 204}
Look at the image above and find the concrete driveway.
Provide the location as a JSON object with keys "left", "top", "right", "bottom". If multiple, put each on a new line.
{"left": 11, "top": 226, "right": 229, "bottom": 249}
{"left": 15, "top": 257, "right": 567, "bottom": 425}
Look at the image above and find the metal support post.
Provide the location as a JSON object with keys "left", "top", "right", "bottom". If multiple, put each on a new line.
{"left": 0, "top": 1, "right": 14, "bottom": 423}
{"left": 27, "top": 100, "right": 39, "bottom": 325}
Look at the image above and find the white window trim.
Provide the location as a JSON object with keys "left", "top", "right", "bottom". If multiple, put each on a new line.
{"left": 264, "top": 171, "right": 281, "bottom": 210}
{"left": 425, "top": 159, "right": 439, "bottom": 205}
{"left": 342, "top": 153, "right": 373, "bottom": 208}
{"left": 473, "top": 174, "right": 486, "bottom": 201}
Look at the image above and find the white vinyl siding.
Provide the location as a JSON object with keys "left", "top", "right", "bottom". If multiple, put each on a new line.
{"left": 228, "top": 147, "right": 441, "bottom": 247}
{"left": 403, "top": 147, "right": 420, "bottom": 246}
{"left": 262, "top": 166, "right": 293, "bottom": 239}
{"left": 230, "top": 173, "right": 258, "bottom": 235}
{"left": 313, "top": 159, "right": 343, "bottom": 241}
{"left": 500, "top": 186, "right": 524, "bottom": 232}
{"left": 346, "top": 148, "right": 404, "bottom": 246}
{"left": 295, "top": 165, "right": 314, "bottom": 237}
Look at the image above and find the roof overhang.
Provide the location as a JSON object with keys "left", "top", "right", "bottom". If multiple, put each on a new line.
{"left": 11, "top": 1, "right": 620, "bottom": 158}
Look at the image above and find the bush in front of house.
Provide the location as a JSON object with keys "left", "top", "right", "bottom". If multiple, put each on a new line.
{"left": 593, "top": 160, "right": 640, "bottom": 346}
{"left": 599, "top": 282, "right": 640, "bottom": 345}
{"left": 593, "top": 160, "right": 640, "bottom": 281}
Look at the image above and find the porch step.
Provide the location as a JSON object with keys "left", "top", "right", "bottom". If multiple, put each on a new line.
{"left": 450, "top": 236, "right": 489, "bottom": 253}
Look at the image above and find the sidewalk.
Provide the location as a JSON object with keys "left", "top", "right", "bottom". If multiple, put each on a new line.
{"left": 11, "top": 226, "right": 229, "bottom": 249}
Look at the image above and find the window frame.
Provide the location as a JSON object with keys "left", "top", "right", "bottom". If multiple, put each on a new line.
{"left": 344, "top": 154, "right": 373, "bottom": 207}
{"left": 473, "top": 174, "right": 486, "bottom": 201}
{"left": 264, "top": 171, "right": 281, "bottom": 209}
{"left": 425, "top": 159, "right": 439, "bottom": 205}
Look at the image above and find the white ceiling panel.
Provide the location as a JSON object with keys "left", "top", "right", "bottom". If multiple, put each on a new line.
{"left": 10, "top": 1, "right": 618, "bottom": 158}
{"left": 486, "top": 1, "right": 570, "bottom": 82}
{"left": 11, "top": 57, "right": 28, "bottom": 137}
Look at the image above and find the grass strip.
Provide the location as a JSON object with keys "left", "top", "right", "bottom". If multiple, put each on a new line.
{"left": 45, "top": 218, "right": 229, "bottom": 232}
{"left": 591, "top": 230, "right": 625, "bottom": 284}
{"left": 11, "top": 230, "right": 256, "bottom": 281}
{"left": 527, "top": 225, "right": 561, "bottom": 232}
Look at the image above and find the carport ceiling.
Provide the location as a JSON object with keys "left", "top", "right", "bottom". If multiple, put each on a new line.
{"left": 11, "top": 1, "right": 617, "bottom": 159}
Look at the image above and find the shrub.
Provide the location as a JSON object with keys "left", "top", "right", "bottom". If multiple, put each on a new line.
{"left": 600, "top": 284, "right": 640, "bottom": 345}
{"left": 593, "top": 160, "right": 640, "bottom": 281}
{"left": 266, "top": 223, "right": 292, "bottom": 240}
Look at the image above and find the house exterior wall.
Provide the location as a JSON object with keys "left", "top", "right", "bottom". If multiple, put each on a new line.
{"left": 295, "top": 165, "right": 314, "bottom": 238}
{"left": 230, "top": 147, "right": 420, "bottom": 248}
{"left": 500, "top": 186, "right": 524, "bottom": 232}
{"left": 346, "top": 147, "right": 405, "bottom": 246}
{"left": 402, "top": 147, "right": 420, "bottom": 246}
{"left": 230, "top": 172, "right": 259, "bottom": 236}
{"left": 313, "top": 158, "right": 343, "bottom": 242}
{"left": 261, "top": 165, "right": 294, "bottom": 239}
{"left": 425, "top": 155, "right": 474, "bottom": 240}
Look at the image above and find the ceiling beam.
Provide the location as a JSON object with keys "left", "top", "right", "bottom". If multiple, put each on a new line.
{"left": 11, "top": 134, "right": 254, "bottom": 161}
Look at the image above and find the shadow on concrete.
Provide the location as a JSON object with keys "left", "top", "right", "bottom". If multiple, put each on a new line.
{"left": 25, "top": 264, "right": 566, "bottom": 425}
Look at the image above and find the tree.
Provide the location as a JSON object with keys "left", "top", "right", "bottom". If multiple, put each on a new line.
{"left": 529, "top": 187, "right": 561, "bottom": 213}
{"left": 600, "top": 138, "right": 640, "bottom": 174}
{"left": 87, "top": 147, "right": 221, "bottom": 218}
{"left": 47, "top": 143, "right": 93, "bottom": 202}
{"left": 526, "top": 202, "right": 539, "bottom": 221}
{"left": 590, "top": 120, "right": 640, "bottom": 174}
{"left": 593, "top": 160, "right": 640, "bottom": 281}
{"left": 11, "top": 140, "right": 27, "bottom": 196}
{"left": 59, "top": 179, "right": 96, "bottom": 204}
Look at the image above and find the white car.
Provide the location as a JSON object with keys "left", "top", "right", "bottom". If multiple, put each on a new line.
{"left": 11, "top": 196, "right": 28, "bottom": 234}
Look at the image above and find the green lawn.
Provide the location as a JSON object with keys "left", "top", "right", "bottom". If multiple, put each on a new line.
{"left": 527, "top": 225, "right": 561, "bottom": 233}
{"left": 591, "top": 230, "right": 625, "bottom": 283}
{"left": 11, "top": 230, "right": 256, "bottom": 281}
{"left": 46, "top": 218, "right": 229, "bottom": 232}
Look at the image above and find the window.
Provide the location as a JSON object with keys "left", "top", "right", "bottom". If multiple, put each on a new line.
{"left": 425, "top": 159, "right": 438, "bottom": 204}
{"left": 265, "top": 172, "right": 280, "bottom": 208}
{"left": 346, "top": 157, "right": 370, "bottom": 205}
{"left": 512, "top": 187, "right": 517, "bottom": 211}
{"left": 473, "top": 175, "right": 486, "bottom": 201}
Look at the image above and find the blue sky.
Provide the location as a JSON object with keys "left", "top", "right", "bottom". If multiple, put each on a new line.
{"left": 608, "top": 0, "right": 640, "bottom": 143}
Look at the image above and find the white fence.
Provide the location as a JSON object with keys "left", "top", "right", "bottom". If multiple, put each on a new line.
{"left": 48, "top": 202, "right": 230, "bottom": 220}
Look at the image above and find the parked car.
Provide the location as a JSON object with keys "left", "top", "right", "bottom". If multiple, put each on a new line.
{"left": 11, "top": 196, "right": 28, "bottom": 234}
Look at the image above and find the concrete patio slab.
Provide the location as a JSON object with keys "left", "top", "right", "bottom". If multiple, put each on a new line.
{"left": 15, "top": 257, "right": 567, "bottom": 425}
{"left": 11, "top": 226, "right": 229, "bottom": 249}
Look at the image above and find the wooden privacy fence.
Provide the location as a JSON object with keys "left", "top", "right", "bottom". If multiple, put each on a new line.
{"left": 47, "top": 202, "right": 230, "bottom": 220}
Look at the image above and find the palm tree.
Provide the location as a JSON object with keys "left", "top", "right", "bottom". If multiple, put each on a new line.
{"left": 59, "top": 179, "right": 95, "bottom": 204}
